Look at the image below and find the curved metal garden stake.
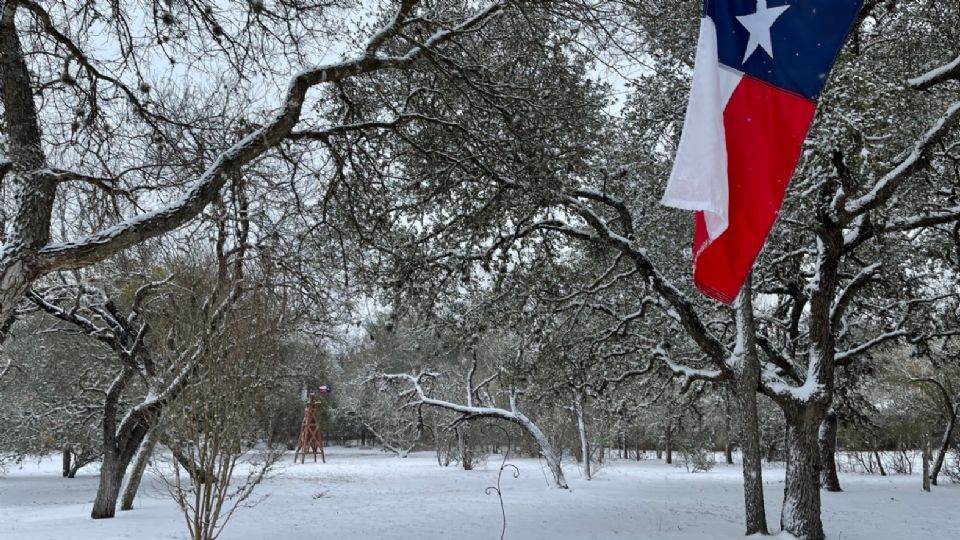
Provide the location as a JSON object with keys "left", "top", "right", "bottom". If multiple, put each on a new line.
{"left": 482, "top": 424, "right": 519, "bottom": 540}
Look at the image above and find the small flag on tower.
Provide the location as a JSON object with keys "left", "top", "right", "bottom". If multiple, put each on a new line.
{"left": 661, "top": 0, "right": 863, "bottom": 304}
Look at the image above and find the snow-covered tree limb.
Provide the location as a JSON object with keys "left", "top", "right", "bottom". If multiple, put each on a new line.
{"left": 374, "top": 371, "right": 569, "bottom": 488}
{"left": 844, "top": 101, "right": 960, "bottom": 217}
{"left": 908, "top": 52, "right": 960, "bottom": 90}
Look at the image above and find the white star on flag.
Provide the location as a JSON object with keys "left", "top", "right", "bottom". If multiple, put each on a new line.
{"left": 736, "top": 0, "right": 791, "bottom": 63}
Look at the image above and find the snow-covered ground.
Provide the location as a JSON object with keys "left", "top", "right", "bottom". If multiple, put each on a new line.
{"left": 1, "top": 447, "right": 958, "bottom": 539}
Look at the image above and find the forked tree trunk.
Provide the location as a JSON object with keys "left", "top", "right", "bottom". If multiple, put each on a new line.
{"left": 92, "top": 369, "right": 157, "bottom": 519}
{"left": 780, "top": 404, "right": 827, "bottom": 540}
{"left": 91, "top": 430, "right": 152, "bottom": 518}
{"left": 908, "top": 378, "right": 959, "bottom": 486}
{"left": 818, "top": 409, "right": 842, "bottom": 491}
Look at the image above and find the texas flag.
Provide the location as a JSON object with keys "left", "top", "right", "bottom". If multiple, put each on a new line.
{"left": 662, "top": 0, "right": 863, "bottom": 304}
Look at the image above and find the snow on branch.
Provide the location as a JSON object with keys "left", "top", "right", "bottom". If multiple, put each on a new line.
{"left": 755, "top": 336, "right": 804, "bottom": 384}
{"left": 831, "top": 263, "right": 881, "bottom": 328}
{"left": 909, "top": 53, "right": 960, "bottom": 91}
{"left": 760, "top": 367, "right": 825, "bottom": 404}
{"left": 375, "top": 372, "right": 521, "bottom": 421}
{"left": 35, "top": 0, "right": 506, "bottom": 273}
{"left": 881, "top": 206, "right": 960, "bottom": 234}
{"left": 0, "top": 357, "right": 14, "bottom": 383}
{"left": 654, "top": 343, "right": 728, "bottom": 394}
{"left": 835, "top": 328, "right": 908, "bottom": 365}
{"left": 374, "top": 369, "right": 569, "bottom": 488}
{"left": 844, "top": 101, "right": 960, "bottom": 217}
{"left": 553, "top": 191, "right": 729, "bottom": 366}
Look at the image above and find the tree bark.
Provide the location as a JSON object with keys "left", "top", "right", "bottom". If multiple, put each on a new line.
{"left": 734, "top": 277, "right": 770, "bottom": 535}
{"left": 574, "top": 393, "right": 591, "bottom": 480}
{"left": 724, "top": 394, "right": 735, "bottom": 465}
{"left": 62, "top": 445, "right": 72, "bottom": 478}
{"left": 780, "top": 404, "right": 827, "bottom": 540}
{"left": 665, "top": 422, "right": 673, "bottom": 465}
{"left": 908, "top": 378, "right": 959, "bottom": 486}
{"left": 91, "top": 367, "right": 163, "bottom": 518}
{"left": 120, "top": 427, "right": 160, "bottom": 511}
{"left": 92, "top": 446, "right": 127, "bottom": 519}
{"left": 818, "top": 408, "right": 842, "bottom": 491}
{"left": 873, "top": 450, "right": 886, "bottom": 476}
{"left": 0, "top": 3, "right": 53, "bottom": 326}
{"left": 456, "top": 426, "right": 472, "bottom": 471}
{"left": 516, "top": 413, "right": 567, "bottom": 489}
{"left": 922, "top": 444, "right": 931, "bottom": 492}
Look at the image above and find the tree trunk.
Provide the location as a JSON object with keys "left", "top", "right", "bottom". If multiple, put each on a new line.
{"left": 67, "top": 458, "right": 83, "bottom": 478}
{"left": 873, "top": 450, "right": 886, "bottom": 476}
{"left": 736, "top": 388, "right": 769, "bottom": 535}
{"left": 724, "top": 396, "right": 735, "bottom": 465}
{"left": 91, "top": 366, "right": 152, "bottom": 519}
{"left": 656, "top": 447, "right": 663, "bottom": 460}
{"left": 734, "top": 277, "right": 770, "bottom": 535}
{"left": 516, "top": 413, "right": 567, "bottom": 489}
{"left": 457, "top": 426, "right": 472, "bottom": 471}
{"left": 922, "top": 444, "right": 931, "bottom": 492}
{"left": 818, "top": 408, "right": 842, "bottom": 491}
{"left": 780, "top": 404, "right": 827, "bottom": 540}
{"left": 665, "top": 423, "right": 673, "bottom": 465}
{"left": 91, "top": 448, "right": 126, "bottom": 519}
{"left": 574, "top": 393, "right": 591, "bottom": 480}
{"left": 0, "top": 3, "right": 54, "bottom": 326}
{"left": 166, "top": 441, "right": 215, "bottom": 484}
{"left": 930, "top": 403, "right": 958, "bottom": 486}
{"left": 62, "top": 445, "right": 72, "bottom": 478}
{"left": 120, "top": 427, "right": 161, "bottom": 511}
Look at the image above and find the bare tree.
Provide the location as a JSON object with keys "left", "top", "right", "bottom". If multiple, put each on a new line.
{"left": 0, "top": 0, "right": 508, "bottom": 332}
{"left": 376, "top": 370, "right": 569, "bottom": 489}
{"left": 911, "top": 376, "right": 959, "bottom": 486}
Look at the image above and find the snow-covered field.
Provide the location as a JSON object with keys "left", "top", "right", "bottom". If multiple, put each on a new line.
{"left": 2, "top": 447, "right": 958, "bottom": 540}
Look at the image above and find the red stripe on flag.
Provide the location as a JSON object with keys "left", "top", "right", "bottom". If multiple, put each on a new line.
{"left": 693, "top": 76, "right": 816, "bottom": 304}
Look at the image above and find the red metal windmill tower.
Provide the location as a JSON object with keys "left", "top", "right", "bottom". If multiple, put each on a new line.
{"left": 294, "top": 392, "right": 326, "bottom": 463}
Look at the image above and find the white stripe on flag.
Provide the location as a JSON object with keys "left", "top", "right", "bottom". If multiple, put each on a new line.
{"left": 662, "top": 16, "right": 744, "bottom": 241}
